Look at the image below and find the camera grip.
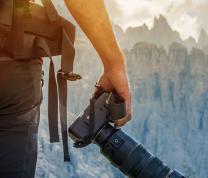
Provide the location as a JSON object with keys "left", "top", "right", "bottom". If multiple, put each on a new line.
{"left": 108, "top": 91, "right": 126, "bottom": 121}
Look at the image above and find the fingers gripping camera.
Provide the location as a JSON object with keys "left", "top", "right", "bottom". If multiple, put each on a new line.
{"left": 68, "top": 91, "right": 125, "bottom": 147}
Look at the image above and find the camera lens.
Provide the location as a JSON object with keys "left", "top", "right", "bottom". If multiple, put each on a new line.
{"left": 94, "top": 124, "right": 185, "bottom": 178}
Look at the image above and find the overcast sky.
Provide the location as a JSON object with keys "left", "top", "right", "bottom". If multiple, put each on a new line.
{"left": 105, "top": 0, "right": 208, "bottom": 40}
{"left": 37, "top": 0, "right": 208, "bottom": 41}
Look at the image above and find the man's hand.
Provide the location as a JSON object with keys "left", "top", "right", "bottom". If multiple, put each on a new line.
{"left": 97, "top": 63, "right": 132, "bottom": 128}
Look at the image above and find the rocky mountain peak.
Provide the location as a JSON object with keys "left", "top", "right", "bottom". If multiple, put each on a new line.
{"left": 199, "top": 29, "right": 208, "bottom": 39}
{"left": 113, "top": 24, "right": 124, "bottom": 33}
{"left": 185, "top": 36, "right": 197, "bottom": 44}
{"left": 198, "top": 28, "right": 208, "bottom": 48}
{"left": 153, "top": 14, "right": 171, "bottom": 31}
{"left": 131, "top": 42, "right": 158, "bottom": 53}
{"left": 112, "top": 15, "right": 208, "bottom": 54}
{"left": 184, "top": 36, "right": 197, "bottom": 51}
{"left": 190, "top": 47, "right": 206, "bottom": 59}
{"left": 126, "top": 23, "right": 150, "bottom": 34}
{"left": 169, "top": 42, "right": 186, "bottom": 51}
{"left": 168, "top": 42, "right": 188, "bottom": 60}
{"left": 141, "top": 23, "right": 149, "bottom": 30}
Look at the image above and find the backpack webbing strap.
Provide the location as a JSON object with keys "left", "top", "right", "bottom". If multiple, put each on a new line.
{"left": 57, "top": 70, "right": 70, "bottom": 161}
{"left": 61, "top": 20, "right": 75, "bottom": 73}
{"left": 12, "top": 0, "right": 24, "bottom": 59}
{"left": 36, "top": 37, "right": 70, "bottom": 161}
{"left": 35, "top": 37, "right": 59, "bottom": 143}
{"left": 41, "top": 0, "right": 59, "bottom": 22}
{"left": 60, "top": 19, "right": 81, "bottom": 81}
{"left": 24, "top": 18, "right": 61, "bottom": 41}
{"left": 48, "top": 60, "right": 60, "bottom": 142}
{"left": 38, "top": 0, "right": 80, "bottom": 161}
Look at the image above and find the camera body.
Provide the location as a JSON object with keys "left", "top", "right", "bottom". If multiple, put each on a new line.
{"left": 68, "top": 92, "right": 186, "bottom": 178}
{"left": 68, "top": 91, "right": 125, "bottom": 148}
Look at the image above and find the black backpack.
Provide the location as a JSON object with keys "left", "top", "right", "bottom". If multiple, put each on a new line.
{"left": 0, "top": 0, "right": 81, "bottom": 161}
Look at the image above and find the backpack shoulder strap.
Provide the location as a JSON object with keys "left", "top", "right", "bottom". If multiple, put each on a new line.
{"left": 40, "top": 0, "right": 81, "bottom": 162}
{"left": 0, "top": 0, "right": 24, "bottom": 59}
{"left": 36, "top": 37, "right": 60, "bottom": 142}
{"left": 36, "top": 35, "right": 71, "bottom": 161}
{"left": 12, "top": 0, "right": 25, "bottom": 59}
{"left": 61, "top": 18, "right": 75, "bottom": 74}
{"left": 41, "top": 0, "right": 60, "bottom": 22}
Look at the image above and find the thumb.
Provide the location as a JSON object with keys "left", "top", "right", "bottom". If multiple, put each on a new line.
{"left": 114, "top": 91, "right": 132, "bottom": 128}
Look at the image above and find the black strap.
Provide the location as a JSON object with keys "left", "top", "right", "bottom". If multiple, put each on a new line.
{"left": 36, "top": 37, "right": 59, "bottom": 142}
{"left": 13, "top": 0, "right": 24, "bottom": 59}
{"left": 48, "top": 59, "right": 59, "bottom": 142}
{"left": 36, "top": 37, "right": 70, "bottom": 161}
{"left": 34, "top": 0, "right": 79, "bottom": 162}
{"left": 24, "top": 18, "right": 61, "bottom": 40}
{"left": 61, "top": 19, "right": 75, "bottom": 73}
{"left": 57, "top": 70, "right": 70, "bottom": 161}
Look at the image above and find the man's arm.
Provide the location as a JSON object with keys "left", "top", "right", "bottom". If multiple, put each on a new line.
{"left": 64, "top": 0, "right": 131, "bottom": 127}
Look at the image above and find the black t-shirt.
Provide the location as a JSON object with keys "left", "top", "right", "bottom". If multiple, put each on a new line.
{"left": 0, "top": 59, "right": 42, "bottom": 117}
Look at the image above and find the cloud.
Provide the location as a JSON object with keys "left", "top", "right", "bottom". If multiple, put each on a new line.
{"left": 35, "top": 0, "right": 207, "bottom": 40}
{"left": 104, "top": 0, "right": 123, "bottom": 19}
{"left": 104, "top": 0, "right": 208, "bottom": 40}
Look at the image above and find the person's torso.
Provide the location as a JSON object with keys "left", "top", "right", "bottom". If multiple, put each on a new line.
{"left": 0, "top": 0, "right": 76, "bottom": 119}
{"left": 0, "top": 1, "right": 50, "bottom": 116}
{"left": 0, "top": 59, "right": 42, "bottom": 117}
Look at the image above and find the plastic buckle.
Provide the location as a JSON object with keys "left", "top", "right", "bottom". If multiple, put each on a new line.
{"left": 58, "top": 70, "right": 82, "bottom": 81}
{"left": 41, "top": 70, "right": 44, "bottom": 87}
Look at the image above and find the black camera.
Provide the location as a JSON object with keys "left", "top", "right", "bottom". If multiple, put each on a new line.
{"left": 68, "top": 91, "right": 186, "bottom": 178}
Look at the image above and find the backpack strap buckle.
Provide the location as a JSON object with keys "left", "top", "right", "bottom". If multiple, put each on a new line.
{"left": 58, "top": 70, "right": 82, "bottom": 81}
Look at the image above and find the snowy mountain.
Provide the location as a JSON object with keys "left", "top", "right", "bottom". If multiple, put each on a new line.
{"left": 126, "top": 42, "right": 208, "bottom": 178}
{"left": 113, "top": 15, "right": 203, "bottom": 52}
{"left": 198, "top": 29, "right": 208, "bottom": 54}
{"left": 125, "top": 15, "right": 182, "bottom": 50}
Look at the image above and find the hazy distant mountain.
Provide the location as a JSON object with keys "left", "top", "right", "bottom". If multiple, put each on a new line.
{"left": 198, "top": 29, "right": 208, "bottom": 54}
{"left": 198, "top": 29, "right": 208, "bottom": 47}
{"left": 113, "top": 15, "right": 208, "bottom": 54}
{"left": 184, "top": 36, "right": 198, "bottom": 51}
{"left": 126, "top": 42, "right": 208, "bottom": 178}
{"left": 151, "top": 15, "right": 182, "bottom": 47}
{"left": 37, "top": 40, "right": 208, "bottom": 178}
{"left": 113, "top": 15, "right": 184, "bottom": 50}
{"left": 52, "top": 1, "right": 208, "bottom": 54}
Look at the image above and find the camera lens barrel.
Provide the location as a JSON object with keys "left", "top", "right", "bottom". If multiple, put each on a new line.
{"left": 94, "top": 124, "right": 185, "bottom": 178}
